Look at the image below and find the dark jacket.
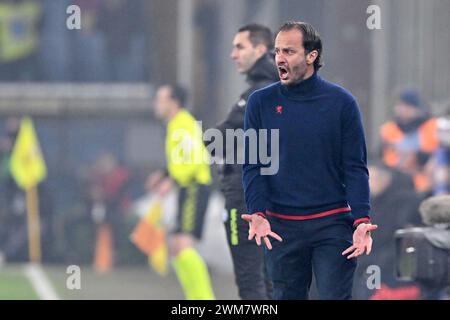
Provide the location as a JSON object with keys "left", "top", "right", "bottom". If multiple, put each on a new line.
{"left": 353, "top": 169, "right": 422, "bottom": 299}
{"left": 210, "top": 53, "right": 278, "bottom": 206}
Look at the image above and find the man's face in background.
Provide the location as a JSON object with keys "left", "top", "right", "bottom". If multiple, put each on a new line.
{"left": 394, "top": 101, "right": 422, "bottom": 124}
{"left": 230, "top": 31, "right": 265, "bottom": 74}
{"left": 437, "top": 116, "right": 450, "bottom": 147}
{"left": 153, "top": 86, "right": 176, "bottom": 120}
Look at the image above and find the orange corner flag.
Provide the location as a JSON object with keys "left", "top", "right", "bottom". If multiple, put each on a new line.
{"left": 131, "top": 200, "right": 168, "bottom": 276}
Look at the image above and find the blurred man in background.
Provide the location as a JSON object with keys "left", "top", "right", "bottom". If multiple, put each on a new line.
{"left": 71, "top": 0, "right": 106, "bottom": 82}
{"left": 206, "top": 24, "right": 278, "bottom": 300}
{"left": 97, "top": 0, "right": 146, "bottom": 82}
{"left": 353, "top": 160, "right": 422, "bottom": 300}
{"left": 380, "top": 89, "right": 439, "bottom": 195}
{"left": 431, "top": 111, "right": 450, "bottom": 195}
{"left": 89, "top": 152, "right": 131, "bottom": 272}
{"left": 147, "top": 84, "right": 215, "bottom": 300}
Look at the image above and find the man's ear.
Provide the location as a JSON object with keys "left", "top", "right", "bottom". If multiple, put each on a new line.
{"left": 306, "top": 50, "right": 318, "bottom": 66}
{"left": 255, "top": 43, "right": 268, "bottom": 59}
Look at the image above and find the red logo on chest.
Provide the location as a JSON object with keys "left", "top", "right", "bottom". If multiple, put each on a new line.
{"left": 276, "top": 105, "right": 283, "bottom": 114}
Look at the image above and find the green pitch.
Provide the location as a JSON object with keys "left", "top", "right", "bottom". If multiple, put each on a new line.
{"left": 0, "top": 264, "right": 238, "bottom": 300}
{"left": 0, "top": 267, "right": 39, "bottom": 300}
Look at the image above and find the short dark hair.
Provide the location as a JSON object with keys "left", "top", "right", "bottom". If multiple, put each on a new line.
{"left": 166, "top": 84, "right": 188, "bottom": 108}
{"left": 238, "top": 23, "right": 274, "bottom": 50}
{"left": 277, "top": 21, "right": 323, "bottom": 71}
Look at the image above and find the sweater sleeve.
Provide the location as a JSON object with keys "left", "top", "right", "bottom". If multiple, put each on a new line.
{"left": 242, "top": 93, "right": 269, "bottom": 215}
{"left": 341, "top": 99, "right": 371, "bottom": 222}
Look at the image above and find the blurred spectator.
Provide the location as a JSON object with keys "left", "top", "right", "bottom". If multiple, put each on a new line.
{"left": 70, "top": 0, "right": 107, "bottom": 82}
{"left": 97, "top": 0, "right": 146, "bottom": 82}
{"left": 0, "top": 0, "right": 42, "bottom": 81}
{"left": 430, "top": 112, "right": 450, "bottom": 195}
{"left": 38, "top": 0, "right": 72, "bottom": 82}
{"left": 0, "top": 0, "right": 148, "bottom": 82}
{"left": 88, "top": 152, "right": 131, "bottom": 271}
{"left": 380, "top": 89, "right": 439, "bottom": 195}
{"left": 353, "top": 160, "right": 422, "bottom": 299}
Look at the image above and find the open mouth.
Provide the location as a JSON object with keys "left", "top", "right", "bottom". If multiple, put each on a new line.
{"left": 278, "top": 66, "right": 289, "bottom": 80}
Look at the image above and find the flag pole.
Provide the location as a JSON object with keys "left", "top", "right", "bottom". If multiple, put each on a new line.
{"left": 26, "top": 184, "right": 41, "bottom": 263}
{"left": 9, "top": 117, "right": 46, "bottom": 264}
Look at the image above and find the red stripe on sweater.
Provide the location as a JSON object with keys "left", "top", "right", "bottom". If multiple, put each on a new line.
{"left": 265, "top": 207, "right": 351, "bottom": 220}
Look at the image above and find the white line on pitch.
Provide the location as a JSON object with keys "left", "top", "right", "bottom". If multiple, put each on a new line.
{"left": 23, "top": 263, "right": 61, "bottom": 300}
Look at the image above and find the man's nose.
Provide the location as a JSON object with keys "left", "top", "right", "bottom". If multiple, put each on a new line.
{"left": 275, "top": 55, "right": 285, "bottom": 65}
{"left": 230, "top": 48, "right": 238, "bottom": 60}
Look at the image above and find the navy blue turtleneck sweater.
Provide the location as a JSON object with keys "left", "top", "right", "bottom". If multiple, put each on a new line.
{"left": 243, "top": 72, "right": 371, "bottom": 222}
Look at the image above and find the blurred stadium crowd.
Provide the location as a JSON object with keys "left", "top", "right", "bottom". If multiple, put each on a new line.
{"left": 0, "top": 0, "right": 450, "bottom": 300}
{"left": 0, "top": 0, "right": 148, "bottom": 82}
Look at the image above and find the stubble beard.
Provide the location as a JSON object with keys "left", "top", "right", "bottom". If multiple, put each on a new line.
{"left": 285, "top": 63, "right": 308, "bottom": 86}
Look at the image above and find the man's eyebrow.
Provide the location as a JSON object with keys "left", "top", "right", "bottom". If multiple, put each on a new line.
{"left": 275, "top": 46, "right": 295, "bottom": 50}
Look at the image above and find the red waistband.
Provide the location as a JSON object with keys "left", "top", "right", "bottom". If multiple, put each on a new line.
{"left": 265, "top": 207, "right": 351, "bottom": 220}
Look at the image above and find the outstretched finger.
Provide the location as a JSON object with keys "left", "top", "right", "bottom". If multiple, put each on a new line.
{"left": 269, "top": 231, "right": 283, "bottom": 242}
{"left": 348, "top": 246, "right": 366, "bottom": 259}
{"left": 347, "top": 251, "right": 360, "bottom": 260}
{"left": 342, "top": 245, "right": 356, "bottom": 256}
{"left": 255, "top": 234, "right": 262, "bottom": 246}
{"left": 366, "top": 241, "right": 373, "bottom": 255}
{"left": 264, "top": 236, "right": 272, "bottom": 250}
{"left": 248, "top": 228, "right": 256, "bottom": 241}
{"left": 347, "top": 249, "right": 361, "bottom": 259}
{"left": 241, "top": 214, "right": 252, "bottom": 223}
{"left": 367, "top": 224, "right": 378, "bottom": 232}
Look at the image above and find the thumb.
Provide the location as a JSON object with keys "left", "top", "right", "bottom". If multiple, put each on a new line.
{"left": 241, "top": 214, "right": 252, "bottom": 222}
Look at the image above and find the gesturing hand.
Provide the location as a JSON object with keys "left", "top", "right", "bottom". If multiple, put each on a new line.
{"left": 342, "top": 223, "right": 378, "bottom": 259}
{"left": 241, "top": 214, "right": 283, "bottom": 250}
